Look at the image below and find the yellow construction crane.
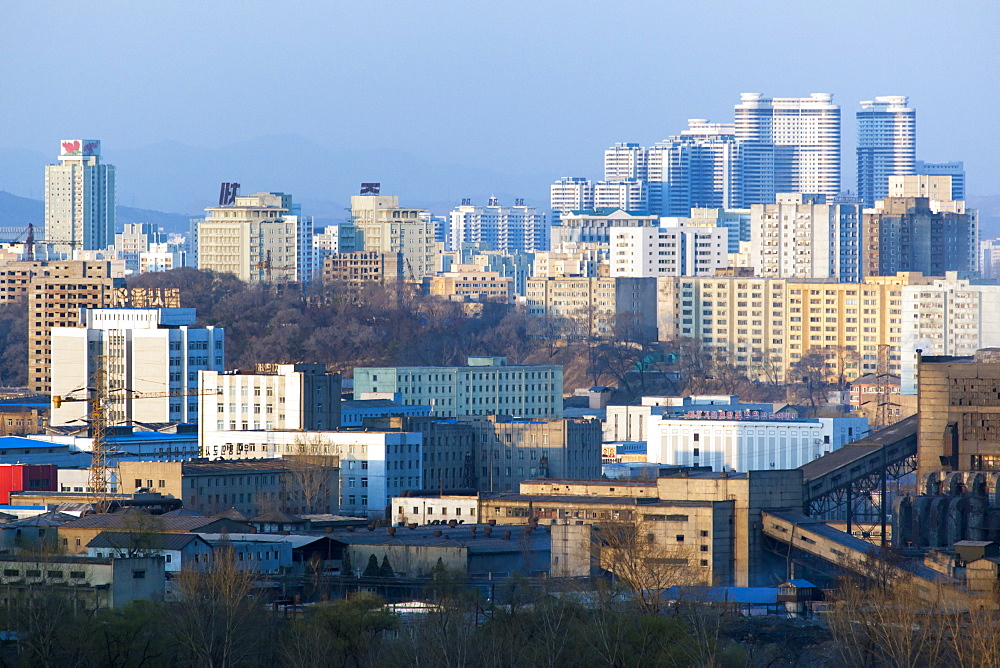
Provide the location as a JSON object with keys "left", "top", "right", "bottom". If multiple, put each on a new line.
{"left": 54, "top": 363, "right": 221, "bottom": 511}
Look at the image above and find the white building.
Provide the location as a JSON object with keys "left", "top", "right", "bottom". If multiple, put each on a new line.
{"left": 198, "top": 192, "right": 314, "bottom": 283}
{"left": 604, "top": 142, "right": 648, "bottom": 181}
{"left": 448, "top": 198, "right": 547, "bottom": 253}
{"left": 353, "top": 356, "right": 563, "bottom": 419}
{"left": 139, "top": 242, "right": 187, "bottom": 274}
{"left": 689, "top": 208, "right": 751, "bottom": 254}
{"left": 50, "top": 308, "right": 224, "bottom": 426}
{"left": 197, "top": 364, "right": 341, "bottom": 441}
{"left": 748, "top": 194, "right": 860, "bottom": 281}
{"left": 550, "top": 177, "right": 595, "bottom": 223}
{"left": 645, "top": 411, "right": 868, "bottom": 472}
{"left": 593, "top": 179, "right": 647, "bottom": 212}
{"left": 735, "top": 93, "right": 841, "bottom": 205}
{"left": 391, "top": 495, "right": 479, "bottom": 525}
{"left": 114, "top": 224, "right": 164, "bottom": 275}
{"left": 857, "top": 96, "right": 916, "bottom": 208}
{"left": 44, "top": 140, "right": 115, "bottom": 254}
{"left": 899, "top": 273, "right": 1000, "bottom": 393}
{"left": 647, "top": 119, "right": 742, "bottom": 216}
{"left": 981, "top": 239, "right": 1000, "bottom": 280}
{"left": 199, "top": 429, "right": 423, "bottom": 518}
{"left": 550, "top": 208, "right": 659, "bottom": 249}
{"left": 609, "top": 222, "right": 728, "bottom": 278}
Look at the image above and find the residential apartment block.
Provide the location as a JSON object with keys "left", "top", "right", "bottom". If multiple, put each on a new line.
{"left": 647, "top": 119, "right": 742, "bottom": 216}
{"left": 609, "top": 222, "right": 728, "bottom": 278}
{"left": 322, "top": 251, "right": 403, "bottom": 284}
{"left": 550, "top": 208, "right": 658, "bottom": 249}
{"left": 856, "top": 96, "right": 916, "bottom": 208}
{"left": 50, "top": 308, "right": 224, "bottom": 426}
{"left": 426, "top": 265, "right": 513, "bottom": 303}
{"left": 656, "top": 272, "right": 936, "bottom": 382}
{"left": 350, "top": 193, "right": 437, "bottom": 278}
{"left": 525, "top": 276, "right": 658, "bottom": 339}
{"left": 353, "top": 356, "right": 563, "bottom": 419}
{"left": 749, "top": 194, "right": 861, "bottom": 281}
{"left": 448, "top": 200, "right": 547, "bottom": 253}
{"left": 44, "top": 140, "right": 115, "bottom": 254}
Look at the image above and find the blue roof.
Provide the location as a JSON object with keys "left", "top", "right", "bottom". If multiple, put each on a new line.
{"left": 0, "top": 437, "right": 65, "bottom": 450}
{"left": 107, "top": 433, "right": 197, "bottom": 442}
{"left": 661, "top": 586, "right": 778, "bottom": 605}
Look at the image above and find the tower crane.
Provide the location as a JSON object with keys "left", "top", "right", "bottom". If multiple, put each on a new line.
{"left": 253, "top": 250, "right": 294, "bottom": 283}
{"left": 53, "top": 363, "right": 221, "bottom": 511}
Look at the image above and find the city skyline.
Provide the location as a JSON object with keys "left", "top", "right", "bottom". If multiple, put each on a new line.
{"left": 0, "top": 2, "right": 996, "bottom": 217}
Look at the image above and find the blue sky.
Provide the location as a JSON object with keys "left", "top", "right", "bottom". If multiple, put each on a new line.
{"left": 1, "top": 1, "right": 996, "bottom": 214}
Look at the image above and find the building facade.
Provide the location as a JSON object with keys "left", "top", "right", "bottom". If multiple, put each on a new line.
{"left": 550, "top": 208, "right": 658, "bottom": 249}
{"left": 353, "top": 357, "right": 563, "bottom": 419}
{"left": 50, "top": 308, "right": 224, "bottom": 426}
{"left": 448, "top": 200, "right": 547, "bottom": 253}
{"left": 44, "top": 140, "right": 115, "bottom": 254}
{"left": 856, "top": 96, "right": 916, "bottom": 208}
{"left": 525, "top": 276, "right": 658, "bottom": 339}
{"left": 609, "top": 223, "right": 728, "bottom": 278}
{"left": 734, "top": 93, "right": 841, "bottom": 205}
{"left": 647, "top": 119, "right": 742, "bottom": 216}
{"left": 350, "top": 194, "right": 436, "bottom": 279}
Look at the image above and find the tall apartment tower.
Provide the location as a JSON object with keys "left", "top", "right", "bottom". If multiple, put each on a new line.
{"left": 857, "top": 96, "right": 916, "bottom": 208}
{"left": 647, "top": 119, "right": 742, "bottom": 216}
{"left": 915, "top": 160, "right": 966, "bottom": 200}
{"left": 448, "top": 198, "right": 547, "bottom": 253}
{"left": 44, "top": 140, "right": 116, "bottom": 254}
{"left": 604, "top": 142, "right": 648, "bottom": 181}
{"left": 734, "top": 93, "right": 841, "bottom": 205}
{"left": 550, "top": 177, "right": 595, "bottom": 224}
{"left": 198, "top": 192, "right": 313, "bottom": 283}
{"left": 350, "top": 193, "right": 436, "bottom": 278}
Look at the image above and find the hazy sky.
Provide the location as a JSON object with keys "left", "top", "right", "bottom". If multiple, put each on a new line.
{"left": 1, "top": 1, "right": 997, "bottom": 213}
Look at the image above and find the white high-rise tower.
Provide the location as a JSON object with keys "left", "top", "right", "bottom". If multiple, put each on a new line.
{"left": 734, "top": 93, "right": 841, "bottom": 205}
{"left": 44, "top": 140, "right": 116, "bottom": 254}
{"left": 857, "top": 96, "right": 916, "bottom": 207}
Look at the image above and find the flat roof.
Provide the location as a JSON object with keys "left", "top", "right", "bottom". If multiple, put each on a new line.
{"left": 333, "top": 523, "right": 549, "bottom": 552}
{"left": 480, "top": 493, "right": 714, "bottom": 508}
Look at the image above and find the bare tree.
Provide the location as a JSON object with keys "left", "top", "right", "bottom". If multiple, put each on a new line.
{"left": 285, "top": 433, "right": 339, "bottom": 515}
{"left": 788, "top": 348, "right": 831, "bottom": 416}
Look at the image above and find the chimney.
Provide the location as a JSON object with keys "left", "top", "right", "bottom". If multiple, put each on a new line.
{"left": 388, "top": 527, "right": 396, "bottom": 536}
{"left": 325, "top": 526, "right": 333, "bottom": 533}
{"left": 470, "top": 527, "right": 477, "bottom": 539}
{"left": 347, "top": 525, "right": 355, "bottom": 532}
{"left": 503, "top": 530, "right": 511, "bottom": 541}
{"left": 488, "top": 519, "right": 497, "bottom": 526}
{"left": 433, "top": 530, "right": 442, "bottom": 537}
{"left": 484, "top": 526, "right": 493, "bottom": 537}
{"left": 448, "top": 519, "right": 457, "bottom": 528}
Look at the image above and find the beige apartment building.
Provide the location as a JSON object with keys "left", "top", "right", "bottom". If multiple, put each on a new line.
{"left": 525, "top": 276, "right": 658, "bottom": 339}
{"left": 350, "top": 194, "right": 437, "bottom": 279}
{"left": 322, "top": 251, "right": 402, "bottom": 284}
{"left": 657, "top": 272, "right": 935, "bottom": 382}
{"left": 427, "top": 265, "right": 513, "bottom": 303}
{"left": 198, "top": 192, "right": 310, "bottom": 282}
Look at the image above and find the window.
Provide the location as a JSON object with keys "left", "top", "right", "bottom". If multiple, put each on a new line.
{"left": 133, "top": 570, "right": 146, "bottom": 579}
{"left": 700, "top": 530, "right": 709, "bottom": 537}
{"left": 48, "top": 571, "right": 63, "bottom": 578}
{"left": 2, "top": 569, "right": 17, "bottom": 576}
{"left": 70, "top": 571, "right": 85, "bottom": 579}
{"left": 675, "top": 535, "right": 684, "bottom": 542}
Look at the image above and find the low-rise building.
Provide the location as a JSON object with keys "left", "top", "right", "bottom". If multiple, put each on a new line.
{"left": 0, "top": 555, "right": 165, "bottom": 608}
{"left": 426, "top": 265, "right": 513, "bottom": 302}
{"left": 524, "top": 276, "right": 658, "bottom": 339}
{"left": 391, "top": 495, "right": 479, "bottom": 525}
{"left": 322, "top": 251, "right": 403, "bottom": 284}
{"left": 87, "top": 531, "right": 214, "bottom": 572}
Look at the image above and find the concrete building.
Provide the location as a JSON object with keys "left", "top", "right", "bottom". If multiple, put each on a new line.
{"left": 44, "top": 140, "right": 115, "bottom": 254}
{"left": 117, "top": 459, "right": 339, "bottom": 516}
{"left": 549, "top": 177, "right": 595, "bottom": 223}
{"left": 391, "top": 495, "right": 479, "bottom": 525}
{"left": 857, "top": 96, "right": 916, "bottom": 208}
{"left": 139, "top": 242, "right": 188, "bottom": 274}
{"left": 198, "top": 429, "right": 422, "bottom": 518}
{"left": 531, "top": 245, "right": 605, "bottom": 279}
{"left": 468, "top": 415, "right": 602, "bottom": 492}
{"left": 350, "top": 193, "right": 436, "bottom": 279}
{"left": 593, "top": 179, "right": 647, "bottom": 212}
{"left": 550, "top": 208, "right": 658, "bottom": 249}
{"left": 26, "top": 261, "right": 132, "bottom": 394}
{"left": 604, "top": 142, "right": 648, "bottom": 181}
{"left": 322, "top": 251, "right": 403, "bottom": 284}
{"left": 87, "top": 532, "right": 213, "bottom": 573}
{"left": 915, "top": 350, "right": 1000, "bottom": 479}
{"left": 353, "top": 356, "right": 563, "bottom": 419}
{"left": 914, "top": 160, "right": 965, "bottom": 200}
{"left": 887, "top": 174, "right": 958, "bottom": 202}
{"left": 609, "top": 222, "right": 728, "bottom": 278}
{"left": 735, "top": 93, "right": 841, "bottom": 205}
{"left": 448, "top": 199, "right": 547, "bottom": 253}
{"left": 688, "top": 207, "right": 751, "bottom": 254}
{"left": 50, "top": 308, "right": 224, "bottom": 426}
{"left": 114, "top": 223, "right": 164, "bottom": 275}
{"left": 657, "top": 272, "right": 936, "bottom": 382}
{"left": 900, "top": 273, "right": 1000, "bottom": 393}
{"left": 0, "top": 555, "right": 163, "bottom": 608}
{"left": 426, "top": 265, "right": 513, "bottom": 302}
{"left": 198, "top": 192, "right": 313, "bottom": 283}
{"left": 525, "top": 276, "right": 658, "bottom": 339}
{"left": 863, "top": 195, "right": 978, "bottom": 277}
{"left": 647, "top": 119, "right": 742, "bottom": 216}
{"left": 645, "top": 411, "right": 868, "bottom": 472}
{"left": 749, "top": 194, "right": 861, "bottom": 281}
{"left": 981, "top": 238, "right": 1000, "bottom": 280}
{"left": 604, "top": 395, "right": 777, "bottom": 443}
{"left": 198, "top": 363, "right": 341, "bottom": 438}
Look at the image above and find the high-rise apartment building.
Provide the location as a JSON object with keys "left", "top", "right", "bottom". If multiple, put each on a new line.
{"left": 863, "top": 195, "right": 978, "bottom": 277}
{"left": 114, "top": 223, "right": 165, "bottom": 275}
{"left": 609, "top": 222, "right": 728, "bottom": 278}
{"left": 525, "top": 276, "right": 658, "bottom": 339}
{"left": 647, "top": 120, "right": 742, "bottom": 216}
{"left": 350, "top": 194, "right": 436, "bottom": 278}
{"left": 549, "top": 208, "right": 658, "bottom": 249}
{"left": 50, "top": 308, "right": 224, "bottom": 426}
{"left": 198, "top": 192, "right": 313, "bottom": 283}
{"left": 856, "top": 96, "right": 916, "bottom": 208}
{"left": 448, "top": 199, "right": 547, "bottom": 253}
{"left": 550, "top": 177, "right": 595, "bottom": 224}
{"left": 604, "top": 142, "right": 648, "bottom": 181}
{"left": 26, "top": 261, "right": 127, "bottom": 394}
{"left": 592, "top": 179, "right": 647, "bottom": 212}
{"left": 748, "top": 194, "right": 860, "bottom": 281}
{"left": 734, "top": 94, "right": 841, "bottom": 205}
{"left": 44, "top": 140, "right": 116, "bottom": 254}
{"left": 915, "top": 160, "right": 965, "bottom": 201}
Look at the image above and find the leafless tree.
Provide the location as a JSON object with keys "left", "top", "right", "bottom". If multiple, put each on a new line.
{"left": 285, "top": 433, "right": 340, "bottom": 515}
